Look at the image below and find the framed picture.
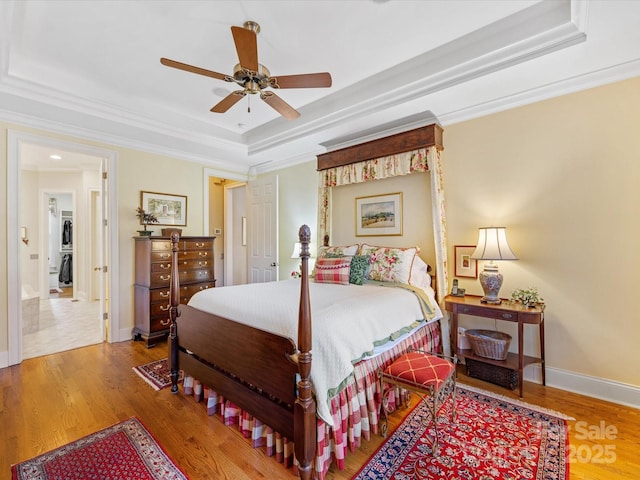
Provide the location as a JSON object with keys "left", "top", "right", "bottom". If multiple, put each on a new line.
{"left": 355, "top": 192, "right": 402, "bottom": 236}
{"left": 454, "top": 245, "right": 478, "bottom": 278}
{"left": 140, "top": 191, "right": 187, "bottom": 226}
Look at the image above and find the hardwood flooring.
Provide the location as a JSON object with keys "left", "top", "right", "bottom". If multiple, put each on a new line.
{"left": 1, "top": 341, "right": 638, "bottom": 479}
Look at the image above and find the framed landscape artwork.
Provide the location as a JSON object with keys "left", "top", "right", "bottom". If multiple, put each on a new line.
{"left": 140, "top": 191, "right": 187, "bottom": 226}
{"left": 355, "top": 192, "right": 403, "bottom": 236}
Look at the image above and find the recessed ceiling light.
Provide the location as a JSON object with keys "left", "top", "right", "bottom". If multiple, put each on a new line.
{"left": 49, "top": 154, "right": 62, "bottom": 160}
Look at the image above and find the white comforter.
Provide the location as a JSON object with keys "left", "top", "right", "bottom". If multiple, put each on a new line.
{"left": 187, "top": 279, "right": 442, "bottom": 426}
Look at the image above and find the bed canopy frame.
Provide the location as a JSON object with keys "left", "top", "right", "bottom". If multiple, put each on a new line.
{"left": 168, "top": 123, "right": 449, "bottom": 480}
{"left": 316, "top": 123, "right": 449, "bottom": 307}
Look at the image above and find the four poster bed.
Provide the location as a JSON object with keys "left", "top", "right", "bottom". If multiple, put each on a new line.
{"left": 167, "top": 124, "right": 449, "bottom": 479}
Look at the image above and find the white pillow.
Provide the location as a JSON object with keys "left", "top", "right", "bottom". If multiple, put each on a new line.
{"left": 409, "top": 256, "right": 432, "bottom": 289}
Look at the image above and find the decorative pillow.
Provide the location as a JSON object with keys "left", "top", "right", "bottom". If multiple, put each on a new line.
{"left": 317, "top": 244, "right": 359, "bottom": 259}
{"left": 359, "top": 244, "right": 417, "bottom": 284}
{"left": 349, "top": 255, "right": 371, "bottom": 285}
{"left": 313, "top": 244, "right": 359, "bottom": 277}
{"left": 409, "top": 255, "right": 432, "bottom": 289}
{"left": 314, "top": 257, "right": 351, "bottom": 285}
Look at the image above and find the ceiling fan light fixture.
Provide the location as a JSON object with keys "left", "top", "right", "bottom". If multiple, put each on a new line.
{"left": 161, "top": 20, "right": 331, "bottom": 120}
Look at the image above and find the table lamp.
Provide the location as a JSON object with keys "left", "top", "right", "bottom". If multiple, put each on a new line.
{"left": 470, "top": 227, "right": 517, "bottom": 304}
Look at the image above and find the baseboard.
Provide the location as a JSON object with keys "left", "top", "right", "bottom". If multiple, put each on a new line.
{"left": 0, "top": 350, "right": 8, "bottom": 369}
{"left": 117, "top": 327, "right": 134, "bottom": 343}
{"left": 524, "top": 365, "right": 639, "bottom": 409}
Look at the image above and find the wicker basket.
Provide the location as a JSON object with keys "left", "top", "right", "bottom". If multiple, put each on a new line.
{"left": 465, "top": 329, "right": 511, "bottom": 361}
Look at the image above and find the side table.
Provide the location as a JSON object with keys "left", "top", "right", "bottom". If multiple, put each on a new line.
{"left": 445, "top": 294, "right": 545, "bottom": 397}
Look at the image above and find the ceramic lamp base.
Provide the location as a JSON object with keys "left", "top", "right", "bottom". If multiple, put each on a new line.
{"left": 478, "top": 264, "right": 503, "bottom": 304}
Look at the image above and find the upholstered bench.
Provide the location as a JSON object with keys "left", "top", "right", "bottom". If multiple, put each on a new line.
{"left": 379, "top": 349, "right": 457, "bottom": 454}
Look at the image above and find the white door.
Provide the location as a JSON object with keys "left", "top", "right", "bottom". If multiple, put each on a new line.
{"left": 247, "top": 174, "right": 278, "bottom": 283}
{"left": 92, "top": 162, "right": 109, "bottom": 340}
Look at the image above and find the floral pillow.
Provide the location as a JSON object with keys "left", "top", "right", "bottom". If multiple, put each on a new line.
{"left": 317, "top": 244, "right": 359, "bottom": 259}
{"left": 314, "top": 257, "right": 351, "bottom": 285}
{"left": 359, "top": 243, "right": 417, "bottom": 284}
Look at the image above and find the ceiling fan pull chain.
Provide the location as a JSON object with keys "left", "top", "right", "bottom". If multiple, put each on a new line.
{"left": 248, "top": 94, "right": 251, "bottom": 113}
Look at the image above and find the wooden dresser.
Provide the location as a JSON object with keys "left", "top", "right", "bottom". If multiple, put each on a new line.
{"left": 133, "top": 236, "right": 216, "bottom": 347}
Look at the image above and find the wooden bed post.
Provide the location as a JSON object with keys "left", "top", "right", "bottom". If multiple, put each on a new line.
{"left": 294, "top": 225, "right": 316, "bottom": 480}
{"left": 169, "top": 232, "right": 181, "bottom": 394}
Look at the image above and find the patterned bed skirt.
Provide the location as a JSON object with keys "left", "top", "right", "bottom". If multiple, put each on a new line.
{"left": 182, "top": 320, "right": 441, "bottom": 479}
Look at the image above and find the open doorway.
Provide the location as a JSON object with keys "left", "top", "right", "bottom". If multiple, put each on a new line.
{"left": 204, "top": 168, "right": 249, "bottom": 287}
{"left": 7, "top": 131, "right": 117, "bottom": 365}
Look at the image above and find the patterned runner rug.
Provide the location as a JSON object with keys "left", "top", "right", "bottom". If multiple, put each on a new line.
{"left": 354, "top": 384, "right": 571, "bottom": 480}
{"left": 11, "top": 417, "right": 188, "bottom": 480}
{"left": 133, "top": 358, "right": 183, "bottom": 391}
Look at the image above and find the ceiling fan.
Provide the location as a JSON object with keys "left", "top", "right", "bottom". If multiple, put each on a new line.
{"left": 160, "top": 21, "right": 332, "bottom": 120}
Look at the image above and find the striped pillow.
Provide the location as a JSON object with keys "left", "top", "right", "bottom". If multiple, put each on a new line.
{"left": 314, "top": 257, "right": 351, "bottom": 285}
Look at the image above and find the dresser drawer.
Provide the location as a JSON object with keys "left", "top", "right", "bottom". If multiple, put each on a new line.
{"left": 150, "top": 301, "right": 172, "bottom": 317}
{"left": 151, "top": 251, "right": 173, "bottom": 262}
{"left": 179, "top": 250, "right": 212, "bottom": 261}
{"left": 178, "top": 268, "right": 214, "bottom": 284}
{"left": 456, "top": 304, "right": 517, "bottom": 321}
{"left": 150, "top": 288, "right": 171, "bottom": 303}
{"left": 150, "top": 261, "right": 173, "bottom": 273}
{"left": 179, "top": 281, "right": 216, "bottom": 303}
{"left": 174, "top": 258, "right": 212, "bottom": 271}
{"left": 149, "top": 315, "right": 171, "bottom": 333}
{"left": 184, "top": 239, "right": 214, "bottom": 251}
{"left": 150, "top": 240, "right": 172, "bottom": 252}
{"left": 150, "top": 272, "right": 173, "bottom": 287}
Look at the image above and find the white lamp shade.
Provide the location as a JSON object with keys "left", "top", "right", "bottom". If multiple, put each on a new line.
{"left": 291, "top": 242, "right": 302, "bottom": 259}
{"left": 470, "top": 227, "right": 517, "bottom": 261}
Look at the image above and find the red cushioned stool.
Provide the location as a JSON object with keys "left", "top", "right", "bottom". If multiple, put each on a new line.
{"left": 380, "top": 349, "right": 457, "bottom": 454}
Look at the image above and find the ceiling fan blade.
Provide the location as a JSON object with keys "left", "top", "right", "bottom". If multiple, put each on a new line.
{"left": 269, "top": 72, "right": 332, "bottom": 89}
{"left": 260, "top": 91, "right": 300, "bottom": 120}
{"left": 231, "top": 26, "right": 259, "bottom": 72}
{"left": 211, "top": 91, "right": 246, "bottom": 113}
{"left": 160, "top": 58, "right": 228, "bottom": 81}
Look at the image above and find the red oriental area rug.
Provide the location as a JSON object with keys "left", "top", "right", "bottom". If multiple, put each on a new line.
{"left": 11, "top": 417, "right": 188, "bottom": 480}
{"left": 354, "top": 384, "right": 571, "bottom": 480}
{"left": 133, "top": 358, "right": 183, "bottom": 391}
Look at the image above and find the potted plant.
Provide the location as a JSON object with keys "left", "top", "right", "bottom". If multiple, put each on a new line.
{"left": 136, "top": 207, "right": 159, "bottom": 236}
{"left": 510, "top": 287, "right": 544, "bottom": 308}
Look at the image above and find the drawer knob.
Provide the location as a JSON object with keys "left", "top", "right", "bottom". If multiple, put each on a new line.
{"left": 160, "top": 305, "right": 170, "bottom": 312}
{"left": 462, "top": 307, "right": 470, "bottom": 313}
{"left": 160, "top": 263, "right": 170, "bottom": 270}
{"left": 160, "top": 275, "right": 170, "bottom": 281}
{"left": 159, "top": 291, "right": 170, "bottom": 298}
{"left": 196, "top": 242, "right": 205, "bottom": 247}
{"left": 502, "top": 313, "right": 513, "bottom": 319}
{"left": 160, "top": 253, "right": 170, "bottom": 259}
{"left": 199, "top": 261, "right": 208, "bottom": 266}
{"left": 160, "top": 318, "right": 170, "bottom": 326}
{"left": 199, "top": 252, "right": 208, "bottom": 257}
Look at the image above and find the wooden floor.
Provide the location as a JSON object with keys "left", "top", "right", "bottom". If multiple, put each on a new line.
{"left": 1, "top": 341, "right": 638, "bottom": 479}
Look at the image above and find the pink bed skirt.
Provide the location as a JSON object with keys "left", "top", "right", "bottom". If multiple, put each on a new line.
{"left": 182, "top": 320, "right": 441, "bottom": 479}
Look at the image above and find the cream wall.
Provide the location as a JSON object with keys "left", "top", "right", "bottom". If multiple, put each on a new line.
{"left": 443, "top": 77, "right": 640, "bottom": 391}
{"left": 331, "top": 172, "right": 435, "bottom": 267}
